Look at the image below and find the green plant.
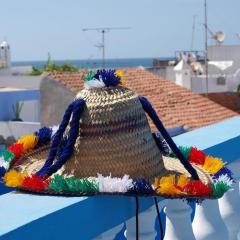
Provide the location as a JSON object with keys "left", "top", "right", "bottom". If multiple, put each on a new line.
{"left": 237, "top": 84, "right": 240, "bottom": 92}
{"left": 12, "top": 102, "right": 24, "bottom": 121}
{"left": 28, "top": 66, "right": 43, "bottom": 76}
{"left": 28, "top": 54, "right": 79, "bottom": 75}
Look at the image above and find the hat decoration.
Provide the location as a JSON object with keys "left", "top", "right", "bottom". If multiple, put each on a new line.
{"left": 83, "top": 69, "right": 125, "bottom": 89}
{"left": 0, "top": 69, "right": 233, "bottom": 201}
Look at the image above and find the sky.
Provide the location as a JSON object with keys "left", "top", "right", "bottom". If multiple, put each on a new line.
{"left": 1, "top": 0, "right": 240, "bottom": 61}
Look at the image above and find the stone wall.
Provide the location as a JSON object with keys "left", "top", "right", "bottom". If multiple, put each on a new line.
{"left": 40, "top": 77, "right": 75, "bottom": 127}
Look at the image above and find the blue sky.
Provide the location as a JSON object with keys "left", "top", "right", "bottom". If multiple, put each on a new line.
{"left": 1, "top": 0, "right": 239, "bottom": 61}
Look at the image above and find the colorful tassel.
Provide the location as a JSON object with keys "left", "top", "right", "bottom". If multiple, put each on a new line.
{"left": 179, "top": 146, "right": 191, "bottom": 160}
{"left": 0, "top": 150, "right": 15, "bottom": 162}
{"left": 203, "top": 156, "right": 224, "bottom": 174}
{"left": 48, "top": 174, "right": 69, "bottom": 192}
{"left": 214, "top": 167, "right": 233, "bottom": 180}
{"left": 98, "top": 174, "right": 133, "bottom": 193}
{"left": 7, "top": 143, "right": 23, "bottom": 161}
{"left": 177, "top": 175, "right": 190, "bottom": 189}
{"left": 129, "top": 179, "right": 154, "bottom": 194}
{"left": 94, "top": 69, "right": 121, "bottom": 87}
{"left": 66, "top": 177, "right": 98, "bottom": 193}
{"left": 210, "top": 182, "right": 231, "bottom": 198}
{"left": 0, "top": 157, "right": 9, "bottom": 169}
{"left": 154, "top": 175, "right": 182, "bottom": 196}
{"left": 115, "top": 70, "right": 125, "bottom": 85}
{"left": 22, "top": 174, "right": 49, "bottom": 191}
{"left": 3, "top": 169, "right": 26, "bottom": 187}
{"left": 170, "top": 146, "right": 191, "bottom": 160}
{"left": 48, "top": 175, "right": 98, "bottom": 193}
{"left": 215, "top": 174, "right": 233, "bottom": 187}
{"left": 35, "top": 127, "right": 52, "bottom": 146}
{"left": 17, "top": 135, "right": 38, "bottom": 152}
{"left": 84, "top": 78, "right": 105, "bottom": 89}
{"left": 0, "top": 166, "right": 6, "bottom": 180}
{"left": 189, "top": 147, "right": 206, "bottom": 165}
{"left": 184, "top": 181, "right": 212, "bottom": 197}
{"left": 84, "top": 70, "right": 96, "bottom": 81}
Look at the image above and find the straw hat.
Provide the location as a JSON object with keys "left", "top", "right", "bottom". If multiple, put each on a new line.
{"left": 0, "top": 69, "right": 233, "bottom": 199}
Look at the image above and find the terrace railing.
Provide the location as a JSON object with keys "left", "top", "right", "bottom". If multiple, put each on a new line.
{"left": 0, "top": 116, "right": 240, "bottom": 240}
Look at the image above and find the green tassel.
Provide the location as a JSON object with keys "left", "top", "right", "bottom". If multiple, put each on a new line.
{"left": 0, "top": 150, "right": 15, "bottom": 162}
{"left": 169, "top": 146, "right": 191, "bottom": 160}
{"left": 48, "top": 174, "right": 69, "bottom": 192}
{"left": 210, "top": 182, "right": 230, "bottom": 198}
{"left": 48, "top": 175, "right": 99, "bottom": 193}
{"left": 84, "top": 71, "right": 96, "bottom": 81}
{"left": 179, "top": 146, "right": 191, "bottom": 160}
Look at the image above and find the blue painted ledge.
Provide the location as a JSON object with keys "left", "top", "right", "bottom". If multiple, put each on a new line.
{"left": 0, "top": 192, "right": 162, "bottom": 240}
{"left": 0, "top": 116, "right": 239, "bottom": 239}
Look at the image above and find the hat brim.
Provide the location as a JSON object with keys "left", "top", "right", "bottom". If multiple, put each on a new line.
{"left": 9, "top": 145, "right": 222, "bottom": 200}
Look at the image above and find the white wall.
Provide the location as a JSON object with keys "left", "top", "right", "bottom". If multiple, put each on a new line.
{"left": 191, "top": 75, "right": 229, "bottom": 93}
{"left": 0, "top": 121, "right": 40, "bottom": 139}
{"left": 0, "top": 75, "right": 43, "bottom": 89}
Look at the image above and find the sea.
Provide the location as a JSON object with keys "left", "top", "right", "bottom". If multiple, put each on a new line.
{"left": 12, "top": 58, "right": 157, "bottom": 69}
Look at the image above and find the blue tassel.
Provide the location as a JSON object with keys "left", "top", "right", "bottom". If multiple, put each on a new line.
{"left": 0, "top": 167, "right": 6, "bottom": 180}
{"left": 128, "top": 179, "right": 154, "bottom": 195}
{"left": 35, "top": 127, "right": 52, "bottom": 146}
{"left": 139, "top": 96, "right": 199, "bottom": 181}
{"left": 213, "top": 167, "right": 234, "bottom": 181}
{"left": 94, "top": 69, "right": 120, "bottom": 87}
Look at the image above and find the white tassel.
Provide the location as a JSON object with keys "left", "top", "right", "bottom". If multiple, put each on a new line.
{"left": 0, "top": 157, "right": 9, "bottom": 170}
{"left": 84, "top": 78, "right": 105, "bottom": 89}
{"left": 215, "top": 174, "right": 233, "bottom": 187}
{"left": 51, "top": 125, "right": 59, "bottom": 137}
{"left": 97, "top": 174, "right": 133, "bottom": 193}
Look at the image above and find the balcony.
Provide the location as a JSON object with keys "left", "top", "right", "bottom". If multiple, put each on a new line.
{"left": 0, "top": 116, "right": 240, "bottom": 240}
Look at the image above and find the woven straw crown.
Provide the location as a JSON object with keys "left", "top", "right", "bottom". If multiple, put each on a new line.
{"left": 60, "top": 86, "right": 166, "bottom": 179}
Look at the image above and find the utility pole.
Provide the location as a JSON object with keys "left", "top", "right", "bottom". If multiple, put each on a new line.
{"left": 204, "top": 0, "right": 209, "bottom": 95}
{"left": 191, "top": 15, "right": 197, "bottom": 51}
{"left": 82, "top": 27, "right": 130, "bottom": 68}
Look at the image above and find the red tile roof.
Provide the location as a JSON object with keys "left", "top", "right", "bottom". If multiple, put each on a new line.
{"left": 204, "top": 92, "right": 240, "bottom": 114}
{"left": 47, "top": 69, "right": 237, "bottom": 130}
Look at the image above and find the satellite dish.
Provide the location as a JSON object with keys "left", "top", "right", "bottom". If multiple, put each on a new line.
{"left": 213, "top": 31, "right": 225, "bottom": 44}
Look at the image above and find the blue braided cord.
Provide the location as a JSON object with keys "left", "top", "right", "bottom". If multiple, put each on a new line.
{"left": 152, "top": 132, "right": 171, "bottom": 155}
{"left": 40, "top": 99, "right": 85, "bottom": 177}
{"left": 139, "top": 96, "right": 199, "bottom": 181}
{"left": 36, "top": 100, "right": 78, "bottom": 176}
{"left": 35, "top": 127, "right": 52, "bottom": 147}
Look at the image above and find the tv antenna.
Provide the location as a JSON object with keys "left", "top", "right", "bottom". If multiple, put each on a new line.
{"left": 191, "top": 15, "right": 197, "bottom": 50}
{"left": 203, "top": 0, "right": 209, "bottom": 95}
{"left": 82, "top": 27, "right": 131, "bottom": 67}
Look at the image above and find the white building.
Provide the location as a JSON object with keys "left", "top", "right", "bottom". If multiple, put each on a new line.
{"left": 0, "top": 41, "right": 11, "bottom": 69}
{"left": 173, "top": 45, "right": 240, "bottom": 93}
{"left": 152, "top": 45, "right": 240, "bottom": 93}
{"left": 0, "top": 40, "right": 42, "bottom": 142}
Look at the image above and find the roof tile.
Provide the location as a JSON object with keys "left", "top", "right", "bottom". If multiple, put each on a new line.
{"left": 47, "top": 69, "right": 237, "bottom": 130}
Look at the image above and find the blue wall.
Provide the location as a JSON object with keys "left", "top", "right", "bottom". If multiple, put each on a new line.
{"left": 0, "top": 90, "right": 39, "bottom": 121}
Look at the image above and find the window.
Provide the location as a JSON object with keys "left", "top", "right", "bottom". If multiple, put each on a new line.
{"left": 216, "top": 76, "right": 226, "bottom": 85}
